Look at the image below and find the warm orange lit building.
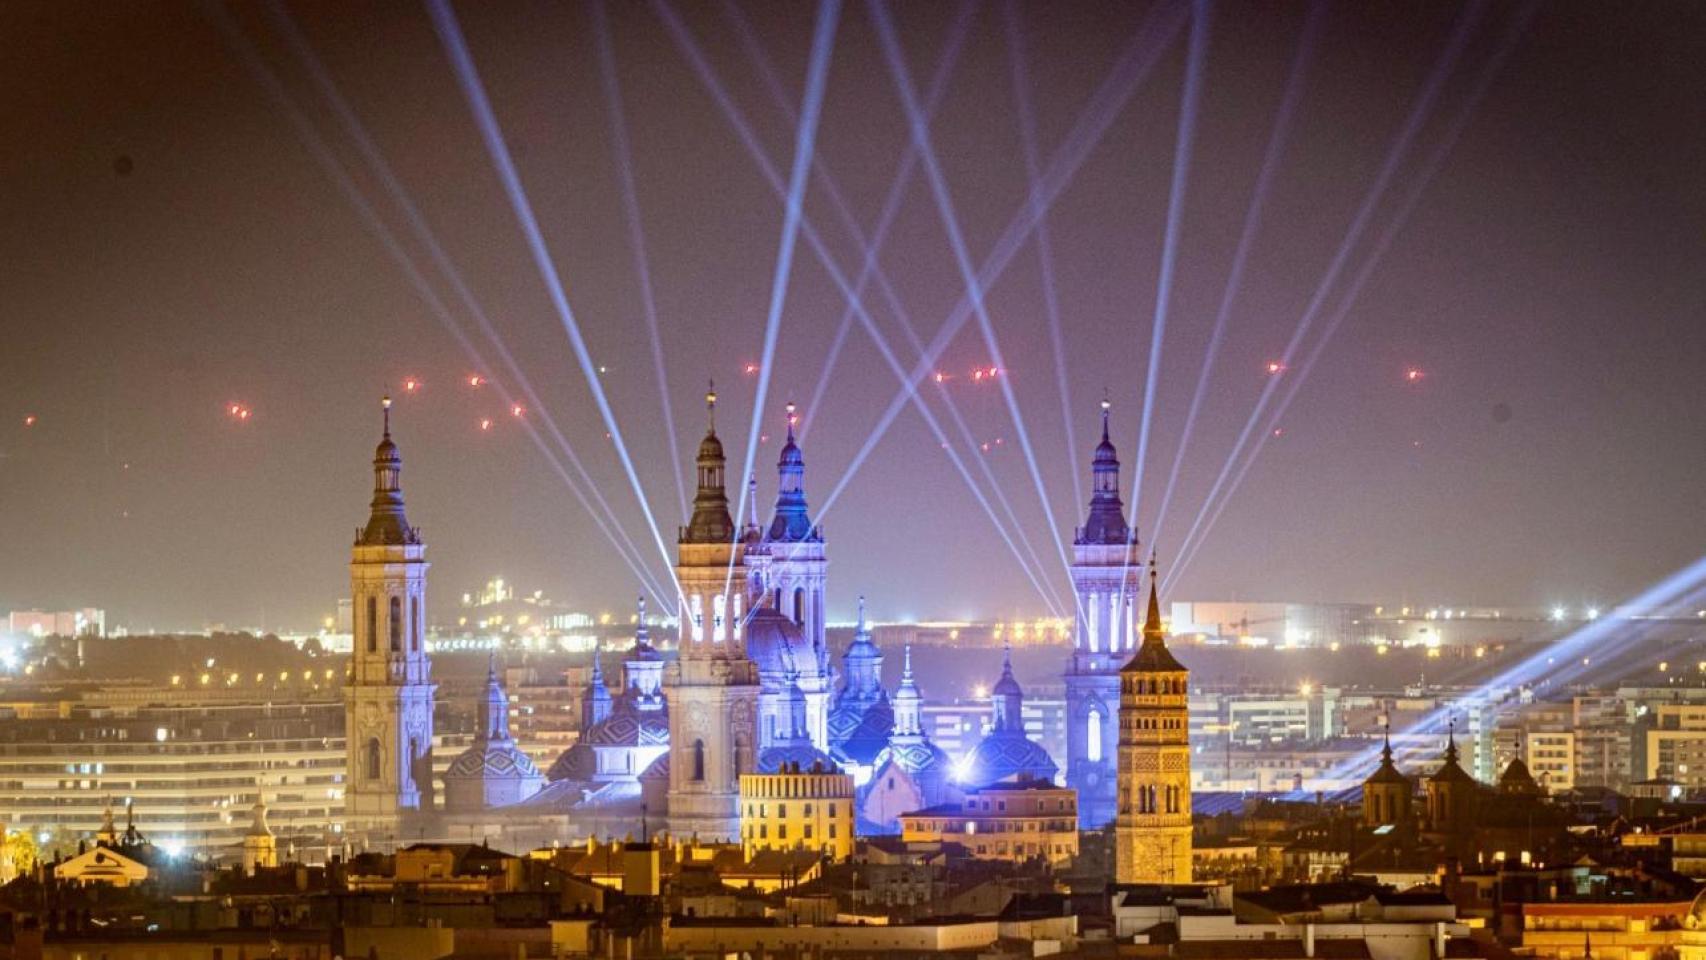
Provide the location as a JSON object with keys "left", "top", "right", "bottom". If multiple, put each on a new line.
{"left": 740, "top": 762, "right": 855, "bottom": 861}
{"left": 897, "top": 777, "right": 1078, "bottom": 866}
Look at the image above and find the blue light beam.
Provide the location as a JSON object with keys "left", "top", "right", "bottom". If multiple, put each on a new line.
{"left": 1128, "top": 0, "right": 1212, "bottom": 530}
{"left": 208, "top": 1, "right": 673, "bottom": 606}
{"left": 1166, "top": 1, "right": 1539, "bottom": 594}
{"left": 262, "top": 0, "right": 669, "bottom": 601}
{"left": 869, "top": 0, "right": 1082, "bottom": 596}
{"left": 1148, "top": 0, "right": 1324, "bottom": 550}
{"left": 1163, "top": 0, "right": 1489, "bottom": 589}
{"left": 815, "top": 0, "right": 1189, "bottom": 521}
{"left": 1002, "top": 0, "right": 1083, "bottom": 510}
{"left": 726, "top": 0, "right": 843, "bottom": 591}
{"left": 427, "top": 0, "right": 683, "bottom": 598}
{"left": 590, "top": 1, "right": 689, "bottom": 522}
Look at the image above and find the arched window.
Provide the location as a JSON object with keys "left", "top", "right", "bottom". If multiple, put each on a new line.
{"left": 692, "top": 739, "right": 706, "bottom": 781}
{"left": 364, "top": 738, "right": 381, "bottom": 781}
{"left": 1087, "top": 709, "right": 1103, "bottom": 763}
{"left": 389, "top": 596, "right": 401, "bottom": 652}
{"left": 792, "top": 587, "right": 805, "bottom": 625}
{"left": 411, "top": 597, "right": 421, "bottom": 651}
{"left": 366, "top": 596, "right": 377, "bottom": 654}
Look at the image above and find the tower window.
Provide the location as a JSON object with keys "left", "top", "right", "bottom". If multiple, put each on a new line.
{"left": 411, "top": 596, "right": 421, "bottom": 652}
{"left": 1087, "top": 709, "right": 1103, "bottom": 763}
{"left": 692, "top": 739, "right": 706, "bottom": 781}
{"left": 389, "top": 596, "right": 401, "bottom": 652}
{"left": 792, "top": 587, "right": 805, "bottom": 625}
{"left": 364, "top": 738, "right": 381, "bottom": 782}
{"left": 366, "top": 597, "right": 377, "bottom": 654}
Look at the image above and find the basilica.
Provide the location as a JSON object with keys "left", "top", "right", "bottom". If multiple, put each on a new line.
{"left": 339, "top": 388, "right": 1192, "bottom": 878}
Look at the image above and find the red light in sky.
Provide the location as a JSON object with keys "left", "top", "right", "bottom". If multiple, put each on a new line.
{"left": 403, "top": 378, "right": 421, "bottom": 393}
{"left": 468, "top": 374, "right": 486, "bottom": 388}
{"left": 22, "top": 415, "right": 36, "bottom": 428}
{"left": 743, "top": 363, "right": 759, "bottom": 375}
{"left": 1272, "top": 428, "right": 1284, "bottom": 437}
{"left": 511, "top": 404, "right": 525, "bottom": 418}
{"left": 1266, "top": 361, "right": 1286, "bottom": 375}
{"left": 933, "top": 371, "right": 948, "bottom": 383}
{"left": 479, "top": 418, "right": 493, "bottom": 432}
{"left": 1406, "top": 368, "right": 1424, "bottom": 383}
{"left": 972, "top": 369, "right": 984, "bottom": 381}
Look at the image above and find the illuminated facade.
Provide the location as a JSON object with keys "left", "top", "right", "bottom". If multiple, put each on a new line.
{"left": 756, "top": 404, "right": 833, "bottom": 753}
{"left": 957, "top": 643, "right": 1058, "bottom": 790}
{"left": 1065, "top": 400, "right": 1140, "bottom": 829}
{"left": 344, "top": 397, "right": 436, "bottom": 843}
{"left": 898, "top": 777, "right": 1078, "bottom": 866}
{"left": 827, "top": 597, "right": 893, "bottom": 776}
{"left": 1114, "top": 563, "right": 1193, "bottom": 884}
{"left": 861, "top": 642, "right": 956, "bottom": 834}
{"left": 666, "top": 387, "right": 760, "bottom": 840}
{"left": 739, "top": 763, "right": 854, "bottom": 861}
{"left": 443, "top": 658, "right": 544, "bottom": 812}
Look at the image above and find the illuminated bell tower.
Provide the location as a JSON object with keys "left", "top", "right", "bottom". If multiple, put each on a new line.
{"left": 666, "top": 383, "right": 760, "bottom": 840}
{"left": 344, "top": 396, "right": 436, "bottom": 842}
{"left": 1114, "top": 560, "right": 1192, "bottom": 884}
{"left": 763, "top": 401, "right": 831, "bottom": 751}
{"left": 1066, "top": 399, "right": 1140, "bottom": 829}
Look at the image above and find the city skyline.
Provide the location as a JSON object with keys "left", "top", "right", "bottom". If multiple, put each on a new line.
{"left": 4, "top": 2, "right": 1705, "bottom": 632}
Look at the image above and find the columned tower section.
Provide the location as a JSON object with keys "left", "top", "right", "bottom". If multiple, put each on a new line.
{"left": 1066, "top": 400, "right": 1140, "bottom": 828}
{"left": 764, "top": 402, "right": 830, "bottom": 751}
{"left": 344, "top": 396, "right": 436, "bottom": 845}
{"left": 1115, "top": 561, "right": 1192, "bottom": 884}
{"left": 667, "top": 385, "right": 760, "bottom": 841}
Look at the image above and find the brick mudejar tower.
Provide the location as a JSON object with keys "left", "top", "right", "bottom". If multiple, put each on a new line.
{"left": 666, "top": 385, "right": 760, "bottom": 840}
{"left": 1115, "top": 560, "right": 1192, "bottom": 884}
{"left": 345, "top": 397, "right": 435, "bottom": 843}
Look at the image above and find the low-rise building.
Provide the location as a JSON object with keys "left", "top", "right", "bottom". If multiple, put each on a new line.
{"left": 740, "top": 761, "right": 855, "bottom": 860}
{"left": 898, "top": 777, "right": 1077, "bottom": 866}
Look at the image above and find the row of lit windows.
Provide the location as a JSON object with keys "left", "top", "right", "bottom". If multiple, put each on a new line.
{"left": 743, "top": 822, "right": 839, "bottom": 841}
{"left": 744, "top": 801, "right": 839, "bottom": 819}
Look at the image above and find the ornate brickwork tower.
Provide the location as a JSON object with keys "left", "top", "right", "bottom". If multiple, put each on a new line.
{"left": 1114, "top": 561, "right": 1192, "bottom": 884}
{"left": 666, "top": 385, "right": 760, "bottom": 840}
{"left": 344, "top": 396, "right": 436, "bottom": 843}
{"left": 1066, "top": 399, "right": 1141, "bottom": 828}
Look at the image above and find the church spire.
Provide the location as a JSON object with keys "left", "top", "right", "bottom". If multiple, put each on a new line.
{"left": 359, "top": 395, "right": 417, "bottom": 546}
{"left": 684, "top": 382, "right": 734, "bottom": 543}
{"left": 1077, "top": 397, "right": 1132, "bottom": 546}
{"left": 1143, "top": 553, "right": 1164, "bottom": 642}
{"left": 1126, "top": 553, "right": 1186, "bottom": 672}
{"left": 768, "top": 400, "right": 817, "bottom": 542}
{"left": 633, "top": 595, "right": 651, "bottom": 652}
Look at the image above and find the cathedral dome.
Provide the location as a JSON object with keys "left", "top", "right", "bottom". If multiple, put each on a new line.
{"left": 444, "top": 740, "right": 546, "bottom": 810}
{"left": 957, "top": 731, "right": 1059, "bottom": 790}
{"left": 545, "top": 742, "right": 597, "bottom": 782}
{"left": 585, "top": 708, "right": 670, "bottom": 749}
{"left": 875, "top": 737, "right": 951, "bottom": 778}
{"left": 746, "top": 606, "right": 816, "bottom": 678}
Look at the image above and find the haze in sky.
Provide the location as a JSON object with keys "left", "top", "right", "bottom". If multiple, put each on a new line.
{"left": 2, "top": 1, "right": 1704, "bottom": 631}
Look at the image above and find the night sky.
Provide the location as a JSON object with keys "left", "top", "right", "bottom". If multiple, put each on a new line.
{"left": 3, "top": 1, "right": 1704, "bottom": 632}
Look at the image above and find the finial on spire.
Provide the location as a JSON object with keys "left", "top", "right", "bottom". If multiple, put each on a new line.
{"left": 1100, "top": 392, "right": 1111, "bottom": 440}
{"left": 786, "top": 400, "right": 798, "bottom": 441}
{"left": 382, "top": 394, "right": 392, "bottom": 437}
{"left": 903, "top": 642, "right": 913, "bottom": 678}
{"left": 706, "top": 379, "right": 717, "bottom": 430}
{"left": 857, "top": 594, "right": 866, "bottom": 632}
